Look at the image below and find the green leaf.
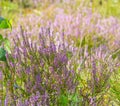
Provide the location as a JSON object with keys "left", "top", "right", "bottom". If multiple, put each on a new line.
{"left": 0, "top": 34, "right": 3, "bottom": 40}
{"left": 0, "top": 35, "right": 11, "bottom": 53}
{"left": 0, "top": 34, "right": 4, "bottom": 45}
{"left": 0, "top": 17, "right": 12, "bottom": 29}
{"left": 59, "top": 95, "right": 69, "bottom": 106}
{"left": 0, "top": 47, "right": 6, "bottom": 61}
{"left": 3, "top": 38, "right": 11, "bottom": 53}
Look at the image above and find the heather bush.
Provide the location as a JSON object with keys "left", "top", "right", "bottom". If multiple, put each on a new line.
{"left": 0, "top": 27, "right": 79, "bottom": 105}
{"left": 1, "top": 26, "right": 119, "bottom": 105}
{"left": 0, "top": 0, "right": 120, "bottom": 106}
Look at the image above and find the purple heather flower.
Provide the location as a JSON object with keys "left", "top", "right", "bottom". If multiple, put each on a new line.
{"left": 25, "top": 67, "right": 31, "bottom": 74}
{"left": 35, "top": 74, "right": 42, "bottom": 84}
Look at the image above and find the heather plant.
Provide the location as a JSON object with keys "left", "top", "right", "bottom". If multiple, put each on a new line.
{"left": 1, "top": 0, "right": 120, "bottom": 105}
{"left": 0, "top": 27, "right": 79, "bottom": 105}
{"left": 70, "top": 41, "right": 118, "bottom": 105}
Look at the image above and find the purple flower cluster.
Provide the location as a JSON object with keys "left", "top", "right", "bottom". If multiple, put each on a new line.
{"left": 7, "top": 5, "right": 120, "bottom": 53}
